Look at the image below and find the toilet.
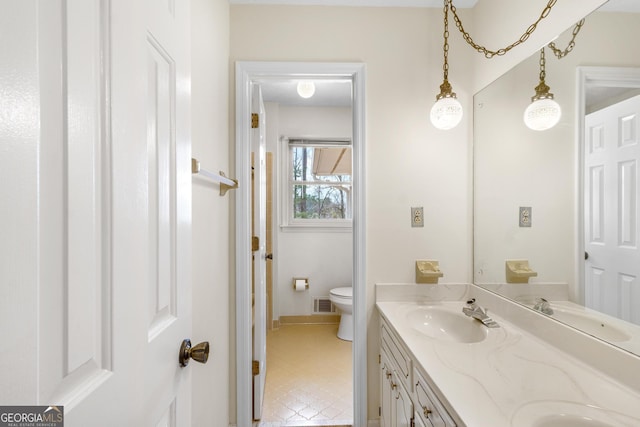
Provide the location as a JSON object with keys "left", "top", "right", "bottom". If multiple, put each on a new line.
{"left": 329, "top": 286, "right": 353, "bottom": 341}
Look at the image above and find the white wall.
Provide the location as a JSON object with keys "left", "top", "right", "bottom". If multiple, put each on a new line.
{"left": 231, "top": 6, "right": 473, "bottom": 422}
{"left": 264, "top": 104, "right": 353, "bottom": 318}
{"left": 228, "top": 3, "right": 607, "bottom": 423}
{"left": 190, "top": 0, "right": 231, "bottom": 424}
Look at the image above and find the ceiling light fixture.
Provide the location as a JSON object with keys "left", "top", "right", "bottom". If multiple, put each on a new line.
{"left": 523, "top": 48, "right": 561, "bottom": 131}
{"left": 430, "top": 0, "right": 463, "bottom": 130}
{"left": 296, "top": 81, "right": 316, "bottom": 99}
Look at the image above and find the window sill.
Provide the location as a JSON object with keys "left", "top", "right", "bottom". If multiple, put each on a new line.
{"left": 280, "top": 222, "right": 353, "bottom": 233}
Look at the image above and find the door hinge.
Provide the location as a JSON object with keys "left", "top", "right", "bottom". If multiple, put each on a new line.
{"left": 379, "top": 406, "right": 381, "bottom": 416}
{"left": 251, "top": 113, "right": 259, "bottom": 128}
{"left": 252, "top": 360, "right": 260, "bottom": 376}
{"left": 378, "top": 353, "right": 381, "bottom": 364}
{"left": 252, "top": 236, "right": 259, "bottom": 252}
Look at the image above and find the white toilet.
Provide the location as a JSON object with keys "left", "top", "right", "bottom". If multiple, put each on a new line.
{"left": 329, "top": 286, "right": 353, "bottom": 341}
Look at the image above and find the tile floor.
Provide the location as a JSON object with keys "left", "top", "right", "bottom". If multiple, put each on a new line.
{"left": 258, "top": 323, "right": 352, "bottom": 427}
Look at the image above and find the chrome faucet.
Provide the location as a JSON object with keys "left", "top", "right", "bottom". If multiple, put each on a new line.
{"left": 533, "top": 298, "right": 553, "bottom": 315}
{"left": 462, "top": 299, "right": 500, "bottom": 328}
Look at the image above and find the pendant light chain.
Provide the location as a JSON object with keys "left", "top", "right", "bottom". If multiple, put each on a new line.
{"left": 448, "top": 0, "right": 558, "bottom": 59}
{"left": 539, "top": 47, "right": 546, "bottom": 82}
{"left": 442, "top": 0, "right": 450, "bottom": 81}
{"left": 546, "top": 18, "right": 585, "bottom": 59}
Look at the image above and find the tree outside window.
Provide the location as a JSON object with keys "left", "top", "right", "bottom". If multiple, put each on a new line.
{"left": 289, "top": 141, "right": 352, "bottom": 222}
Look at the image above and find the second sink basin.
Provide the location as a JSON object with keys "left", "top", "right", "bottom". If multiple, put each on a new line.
{"left": 511, "top": 400, "right": 640, "bottom": 427}
{"left": 406, "top": 305, "right": 489, "bottom": 343}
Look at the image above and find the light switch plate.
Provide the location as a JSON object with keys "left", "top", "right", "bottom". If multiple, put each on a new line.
{"left": 519, "top": 206, "right": 532, "bottom": 227}
{"left": 411, "top": 207, "right": 424, "bottom": 227}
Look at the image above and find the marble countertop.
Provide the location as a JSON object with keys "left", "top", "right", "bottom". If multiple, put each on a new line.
{"left": 377, "top": 299, "right": 640, "bottom": 427}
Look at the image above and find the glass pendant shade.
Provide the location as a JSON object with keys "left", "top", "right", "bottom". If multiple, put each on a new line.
{"left": 523, "top": 97, "right": 561, "bottom": 131}
{"left": 296, "top": 81, "right": 315, "bottom": 98}
{"left": 430, "top": 96, "right": 463, "bottom": 130}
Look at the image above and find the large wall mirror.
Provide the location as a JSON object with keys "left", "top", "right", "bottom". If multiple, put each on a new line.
{"left": 473, "top": 0, "right": 640, "bottom": 357}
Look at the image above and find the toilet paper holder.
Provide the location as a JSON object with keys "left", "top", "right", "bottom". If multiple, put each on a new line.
{"left": 292, "top": 277, "right": 310, "bottom": 290}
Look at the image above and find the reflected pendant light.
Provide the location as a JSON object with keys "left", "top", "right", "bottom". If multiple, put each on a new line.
{"left": 524, "top": 48, "right": 561, "bottom": 131}
{"left": 296, "top": 81, "right": 316, "bottom": 98}
{"left": 431, "top": 0, "right": 463, "bottom": 130}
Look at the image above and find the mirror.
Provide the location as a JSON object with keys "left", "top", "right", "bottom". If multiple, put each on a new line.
{"left": 473, "top": 1, "right": 640, "bottom": 356}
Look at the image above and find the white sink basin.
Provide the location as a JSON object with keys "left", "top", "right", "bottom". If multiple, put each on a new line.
{"left": 511, "top": 401, "right": 640, "bottom": 427}
{"left": 551, "top": 309, "right": 631, "bottom": 343}
{"left": 405, "top": 305, "right": 489, "bottom": 343}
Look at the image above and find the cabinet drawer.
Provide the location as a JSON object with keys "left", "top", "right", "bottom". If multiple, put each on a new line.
{"left": 380, "top": 320, "right": 412, "bottom": 390}
{"left": 414, "top": 367, "right": 456, "bottom": 427}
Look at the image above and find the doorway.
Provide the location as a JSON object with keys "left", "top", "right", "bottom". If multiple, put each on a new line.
{"left": 577, "top": 67, "right": 640, "bottom": 317}
{"left": 235, "top": 62, "right": 366, "bottom": 427}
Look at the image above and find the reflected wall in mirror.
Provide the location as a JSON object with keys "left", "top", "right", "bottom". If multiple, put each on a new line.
{"left": 473, "top": 2, "right": 640, "bottom": 356}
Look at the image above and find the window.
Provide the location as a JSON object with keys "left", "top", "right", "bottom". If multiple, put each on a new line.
{"left": 282, "top": 138, "right": 352, "bottom": 228}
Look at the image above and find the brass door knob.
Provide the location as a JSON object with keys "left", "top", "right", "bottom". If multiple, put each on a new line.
{"left": 179, "top": 339, "right": 210, "bottom": 367}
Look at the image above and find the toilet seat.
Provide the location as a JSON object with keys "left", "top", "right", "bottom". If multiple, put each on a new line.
{"left": 329, "top": 287, "right": 352, "bottom": 300}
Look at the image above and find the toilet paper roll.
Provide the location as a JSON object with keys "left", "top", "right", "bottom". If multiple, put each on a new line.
{"left": 294, "top": 279, "right": 307, "bottom": 292}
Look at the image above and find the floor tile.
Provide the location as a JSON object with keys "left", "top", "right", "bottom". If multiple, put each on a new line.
{"left": 258, "top": 324, "right": 352, "bottom": 427}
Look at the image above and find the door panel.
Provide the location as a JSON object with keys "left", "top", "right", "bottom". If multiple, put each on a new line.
{"left": 252, "top": 83, "right": 268, "bottom": 420}
{"left": 585, "top": 95, "right": 640, "bottom": 325}
{"left": 0, "top": 0, "right": 193, "bottom": 424}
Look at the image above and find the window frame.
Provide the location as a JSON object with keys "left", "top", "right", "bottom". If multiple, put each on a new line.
{"left": 279, "top": 136, "right": 353, "bottom": 230}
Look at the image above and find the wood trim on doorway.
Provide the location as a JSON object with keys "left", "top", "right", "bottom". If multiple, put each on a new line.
{"left": 266, "top": 152, "right": 273, "bottom": 330}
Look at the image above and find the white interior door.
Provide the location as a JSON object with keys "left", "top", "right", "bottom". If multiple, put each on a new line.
{"left": 0, "top": 0, "right": 195, "bottom": 425}
{"left": 252, "top": 83, "right": 268, "bottom": 420}
{"left": 584, "top": 94, "right": 640, "bottom": 325}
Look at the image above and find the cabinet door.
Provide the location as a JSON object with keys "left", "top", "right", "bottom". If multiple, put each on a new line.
{"left": 414, "top": 367, "right": 456, "bottom": 427}
{"left": 414, "top": 411, "right": 428, "bottom": 427}
{"left": 395, "top": 382, "right": 413, "bottom": 427}
{"left": 380, "top": 350, "right": 395, "bottom": 427}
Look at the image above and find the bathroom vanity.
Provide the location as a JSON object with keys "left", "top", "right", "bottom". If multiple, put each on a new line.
{"left": 376, "top": 284, "right": 640, "bottom": 427}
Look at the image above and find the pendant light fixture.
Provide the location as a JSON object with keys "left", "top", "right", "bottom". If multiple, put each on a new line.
{"left": 431, "top": 0, "right": 563, "bottom": 131}
{"left": 430, "top": 0, "right": 463, "bottom": 130}
{"left": 523, "top": 48, "right": 561, "bottom": 131}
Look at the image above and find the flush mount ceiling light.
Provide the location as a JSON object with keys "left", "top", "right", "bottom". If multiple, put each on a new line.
{"left": 524, "top": 48, "right": 561, "bottom": 131}
{"left": 430, "top": 0, "right": 463, "bottom": 130}
{"left": 296, "top": 81, "right": 316, "bottom": 98}
{"left": 432, "top": 0, "right": 561, "bottom": 131}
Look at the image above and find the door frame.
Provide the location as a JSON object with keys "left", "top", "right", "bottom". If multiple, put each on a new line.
{"left": 575, "top": 66, "right": 640, "bottom": 304}
{"left": 235, "top": 61, "right": 366, "bottom": 427}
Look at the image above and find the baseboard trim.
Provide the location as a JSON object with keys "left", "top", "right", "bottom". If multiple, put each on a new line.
{"left": 278, "top": 314, "right": 340, "bottom": 325}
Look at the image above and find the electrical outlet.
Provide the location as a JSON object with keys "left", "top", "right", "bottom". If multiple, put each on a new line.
{"left": 411, "top": 207, "right": 424, "bottom": 227}
{"left": 519, "top": 206, "right": 532, "bottom": 227}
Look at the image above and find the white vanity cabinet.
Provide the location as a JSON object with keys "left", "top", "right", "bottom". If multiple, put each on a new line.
{"left": 380, "top": 317, "right": 457, "bottom": 427}
{"left": 413, "top": 367, "right": 456, "bottom": 427}
{"left": 380, "top": 342, "right": 413, "bottom": 427}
